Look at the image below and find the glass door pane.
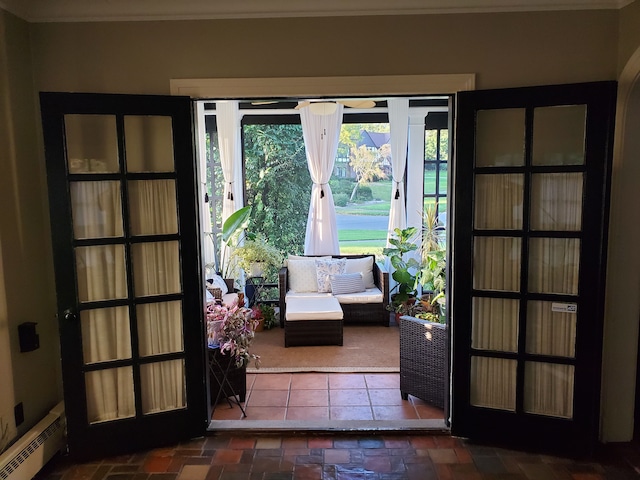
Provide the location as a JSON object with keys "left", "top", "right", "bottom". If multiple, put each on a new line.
{"left": 65, "top": 114, "right": 120, "bottom": 173}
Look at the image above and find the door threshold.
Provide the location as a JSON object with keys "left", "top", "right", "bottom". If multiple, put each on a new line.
{"left": 208, "top": 419, "right": 448, "bottom": 434}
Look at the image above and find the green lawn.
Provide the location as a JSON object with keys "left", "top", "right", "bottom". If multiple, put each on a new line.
{"left": 367, "top": 180, "right": 392, "bottom": 201}
{"left": 336, "top": 202, "right": 391, "bottom": 216}
{"left": 338, "top": 243, "right": 385, "bottom": 258}
{"left": 334, "top": 180, "right": 392, "bottom": 216}
{"left": 338, "top": 229, "right": 388, "bottom": 241}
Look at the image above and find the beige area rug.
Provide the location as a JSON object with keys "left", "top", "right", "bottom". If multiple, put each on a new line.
{"left": 247, "top": 325, "right": 400, "bottom": 373}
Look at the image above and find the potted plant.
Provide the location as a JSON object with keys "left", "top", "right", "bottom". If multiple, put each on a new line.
{"left": 383, "top": 226, "right": 421, "bottom": 313}
{"left": 205, "top": 300, "right": 261, "bottom": 368}
{"left": 231, "top": 234, "right": 282, "bottom": 279}
{"left": 205, "top": 298, "right": 260, "bottom": 405}
{"left": 251, "top": 303, "right": 277, "bottom": 331}
{"left": 417, "top": 204, "right": 447, "bottom": 318}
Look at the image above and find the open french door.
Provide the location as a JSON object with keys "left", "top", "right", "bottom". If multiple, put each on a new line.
{"left": 40, "top": 92, "right": 207, "bottom": 459}
{"left": 451, "top": 82, "right": 617, "bottom": 455}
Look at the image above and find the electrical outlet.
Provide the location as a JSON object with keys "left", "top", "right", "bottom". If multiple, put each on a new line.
{"left": 14, "top": 402, "right": 24, "bottom": 426}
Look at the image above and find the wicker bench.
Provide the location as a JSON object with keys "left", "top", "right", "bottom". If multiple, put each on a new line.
{"left": 284, "top": 296, "right": 344, "bottom": 347}
{"left": 278, "top": 254, "right": 389, "bottom": 327}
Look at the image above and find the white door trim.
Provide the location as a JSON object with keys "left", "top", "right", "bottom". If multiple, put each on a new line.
{"left": 170, "top": 74, "right": 475, "bottom": 99}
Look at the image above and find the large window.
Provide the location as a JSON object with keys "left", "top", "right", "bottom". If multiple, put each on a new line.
{"left": 242, "top": 115, "right": 310, "bottom": 257}
{"left": 424, "top": 112, "right": 449, "bottom": 225}
{"left": 202, "top": 100, "right": 450, "bottom": 277}
{"left": 332, "top": 114, "right": 390, "bottom": 256}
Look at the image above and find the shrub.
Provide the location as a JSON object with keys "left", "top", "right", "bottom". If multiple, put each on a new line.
{"left": 330, "top": 178, "right": 355, "bottom": 196}
{"left": 333, "top": 193, "right": 349, "bottom": 207}
{"left": 356, "top": 185, "right": 373, "bottom": 201}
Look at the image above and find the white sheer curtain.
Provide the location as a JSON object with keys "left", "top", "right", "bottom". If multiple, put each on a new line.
{"left": 72, "top": 179, "right": 186, "bottom": 422}
{"left": 470, "top": 168, "right": 581, "bottom": 418}
{"left": 300, "top": 102, "right": 344, "bottom": 255}
{"left": 386, "top": 98, "right": 409, "bottom": 241}
{"left": 129, "top": 180, "right": 185, "bottom": 414}
{"left": 72, "top": 181, "right": 134, "bottom": 423}
{"left": 216, "top": 101, "right": 244, "bottom": 272}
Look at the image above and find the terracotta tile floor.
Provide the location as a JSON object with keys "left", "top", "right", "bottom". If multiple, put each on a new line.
{"left": 34, "top": 433, "right": 640, "bottom": 479}
{"left": 212, "top": 372, "right": 445, "bottom": 422}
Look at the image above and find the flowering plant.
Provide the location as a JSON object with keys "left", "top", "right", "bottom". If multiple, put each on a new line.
{"left": 206, "top": 300, "right": 260, "bottom": 368}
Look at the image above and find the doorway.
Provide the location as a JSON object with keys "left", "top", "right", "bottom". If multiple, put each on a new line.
{"left": 196, "top": 95, "right": 452, "bottom": 431}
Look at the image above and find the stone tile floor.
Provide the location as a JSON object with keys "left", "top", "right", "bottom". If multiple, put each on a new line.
{"left": 33, "top": 433, "right": 640, "bottom": 479}
{"left": 212, "top": 373, "right": 444, "bottom": 421}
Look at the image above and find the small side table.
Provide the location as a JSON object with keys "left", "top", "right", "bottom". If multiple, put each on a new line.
{"left": 208, "top": 346, "right": 247, "bottom": 417}
{"left": 245, "top": 276, "right": 279, "bottom": 307}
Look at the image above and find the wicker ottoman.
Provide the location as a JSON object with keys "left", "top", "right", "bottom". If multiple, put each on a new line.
{"left": 284, "top": 296, "right": 344, "bottom": 347}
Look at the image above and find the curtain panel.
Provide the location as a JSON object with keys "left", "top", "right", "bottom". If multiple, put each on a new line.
{"left": 216, "top": 101, "right": 245, "bottom": 273}
{"left": 386, "top": 98, "right": 410, "bottom": 242}
{"left": 300, "top": 102, "right": 344, "bottom": 255}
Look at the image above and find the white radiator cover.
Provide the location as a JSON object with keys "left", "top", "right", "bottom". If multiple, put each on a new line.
{"left": 0, "top": 402, "right": 65, "bottom": 480}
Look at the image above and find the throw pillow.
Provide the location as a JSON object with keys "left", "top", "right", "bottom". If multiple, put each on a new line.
{"left": 330, "top": 273, "right": 366, "bottom": 295}
{"left": 344, "top": 256, "right": 376, "bottom": 289}
{"left": 208, "top": 274, "right": 228, "bottom": 295}
{"left": 315, "top": 258, "right": 346, "bottom": 293}
{"left": 288, "top": 258, "right": 322, "bottom": 292}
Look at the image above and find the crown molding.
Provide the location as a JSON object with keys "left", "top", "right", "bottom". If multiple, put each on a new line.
{"left": 1, "top": 0, "right": 634, "bottom": 23}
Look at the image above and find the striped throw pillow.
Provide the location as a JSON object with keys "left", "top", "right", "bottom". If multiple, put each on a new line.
{"left": 330, "top": 273, "right": 366, "bottom": 295}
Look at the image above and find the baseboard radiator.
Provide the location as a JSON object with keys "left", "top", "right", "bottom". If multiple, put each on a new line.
{"left": 0, "top": 402, "right": 65, "bottom": 480}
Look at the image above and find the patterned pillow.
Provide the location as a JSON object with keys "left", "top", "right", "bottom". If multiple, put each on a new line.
{"left": 315, "top": 258, "right": 346, "bottom": 293}
{"left": 330, "top": 273, "right": 366, "bottom": 295}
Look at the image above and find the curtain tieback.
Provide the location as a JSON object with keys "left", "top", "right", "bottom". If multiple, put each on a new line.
{"left": 393, "top": 179, "right": 403, "bottom": 200}
{"left": 227, "top": 181, "right": 234, "bottom": 201}
{"left": 315, "top": 182, "right": 328, "bottom": 198}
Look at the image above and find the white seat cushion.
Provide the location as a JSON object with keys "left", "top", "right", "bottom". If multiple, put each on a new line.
{"left": 285, "top": 296, "right": 343, "bottom": 321}
{"left": 334, "top": 287, "right": 383, "bottom": 304}
{"left": 285, "top": 291, "right": 332, "bottom": 301}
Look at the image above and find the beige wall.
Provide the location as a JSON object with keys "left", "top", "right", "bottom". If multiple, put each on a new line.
{"left": 2, "top": 4, "right": 638, "bottom": 446}
{"left": 619, "top": 0, "right": 640, "bottom": 74}
{"left": 0, "top": 9, "right": 61, "bottom": 440}
{"left": 30, "top": 10, "right": 618, "bottom": 94}
{"left": 601, "top": 0, "right": 640, "bottom": 442}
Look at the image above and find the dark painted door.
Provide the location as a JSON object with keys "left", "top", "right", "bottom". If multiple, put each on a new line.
{"left": 451, "top": 82, "right": 616, "bottom": 454}
{"left": 40, "top": 92, "right": 207, "bottom": 459}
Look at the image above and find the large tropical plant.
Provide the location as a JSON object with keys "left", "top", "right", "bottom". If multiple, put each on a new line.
{"left": 383, "top": 226, "right": 420, "bottom": 307}
{"left": 417, "top": 204, "right": 447, "bottom": 316}
{"left": 218, "top": 205, "right": 252, "bottom": 278}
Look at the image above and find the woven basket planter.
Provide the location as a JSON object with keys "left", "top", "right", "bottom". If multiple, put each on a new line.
{"left": 399, "top": 315, "right": 447, "bottom": 409}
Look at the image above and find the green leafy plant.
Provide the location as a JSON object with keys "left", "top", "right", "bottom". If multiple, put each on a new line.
{"left": 216, "top": 205, "right": 253, "bottom": 279}
{"left": 383, "top": 226, "right": 420, "bottom": 309}
{"left": 231, "top": 234, "right": 282, "bottom": 281}
{"left": 205, "top": 301, "right": 260, "bottom": 368}
{"left": 417, "top": 204, "right": 447, "bottom": 300}
{"left": 259, "top": 303, "right": 278, "bottom": 330}
{"left": 414, "top": 292, "right": 446, "bottom": 323}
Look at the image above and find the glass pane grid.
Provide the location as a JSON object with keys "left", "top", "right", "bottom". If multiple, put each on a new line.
{"left": 140, "top": 359, "right": 187, "bottom": 415}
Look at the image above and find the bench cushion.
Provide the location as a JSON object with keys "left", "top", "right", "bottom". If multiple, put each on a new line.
{"left": 285, "top": 296, "right": 343, "bottom": 321}
{"left": 334, "top": 287, "right": 384, "bottom": 304}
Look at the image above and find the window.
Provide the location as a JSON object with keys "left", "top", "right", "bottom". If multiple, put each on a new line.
{"left": 424, "top": 112, "right": 449, "bottom": 225}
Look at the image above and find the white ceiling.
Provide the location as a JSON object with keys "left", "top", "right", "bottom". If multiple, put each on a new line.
{"left": 0, "top": 0, "right": 633, "bottom": 23}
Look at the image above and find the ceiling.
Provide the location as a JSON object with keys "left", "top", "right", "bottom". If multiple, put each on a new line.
{"left": 0, "top": 0, "right": 633, "bottom": 23}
